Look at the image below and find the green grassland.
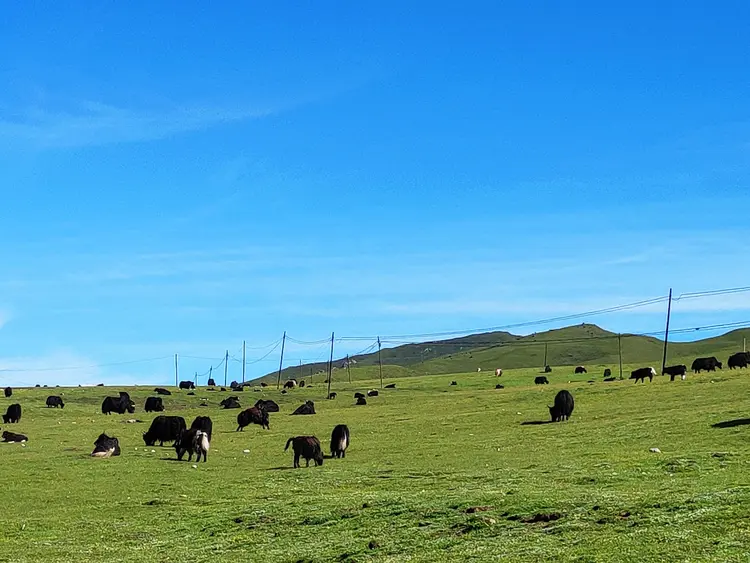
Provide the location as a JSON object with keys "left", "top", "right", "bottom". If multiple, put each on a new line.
{"left": 1, "top": 361, "right": 749, "bottom": 562}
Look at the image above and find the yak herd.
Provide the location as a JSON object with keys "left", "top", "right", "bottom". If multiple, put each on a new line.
{"left": 0, "top": 350, "right": 747, "bottom": 464}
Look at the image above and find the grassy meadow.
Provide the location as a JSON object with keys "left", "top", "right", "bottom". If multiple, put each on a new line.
{"left": 0, "top": 361, "right": 749, "bottom": 562}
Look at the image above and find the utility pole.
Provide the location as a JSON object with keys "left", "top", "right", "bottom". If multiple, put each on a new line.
{"left": 194, "top": 371, "right": 197, "bottom": 385}
{"left": 174, "top": 353, "right": 178, "bottom": 387}
{"left": 242, "top": 341, "right": 246, "bottom": 384}
{"left": 326, "top": 332, "right": 335, "bottom": 399}
{"left": 543, "top": 343, "right": 548, "bottom": 369}
{"left": 276, "top": 331, "right": 286, "bottom": 390}
{"left": 618, "top": 334, "right": 623, "bottom": 380}
{"left": 661, "top": 288, "right": 673, "bottom": 376}
{"left": 346, "top": 354, "right": 352, "bottom": 383}
{"left": 378, "top": 337, "right": 383, "bottom": 389}
{"left": 208, "top": 366, "right": 213, "bottom": 387}
{"left": 299, "top": 359, "right": 303, "bottom": 382}
{"left": 224, "top": 350, "right": 229, "bottom": 387}
{"left": 744, "top": 337, "right": 747, "bottom": 353}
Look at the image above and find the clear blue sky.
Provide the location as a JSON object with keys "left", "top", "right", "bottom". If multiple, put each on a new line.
{"left": 1, "top": 2, "right": 750, "bottom": 385}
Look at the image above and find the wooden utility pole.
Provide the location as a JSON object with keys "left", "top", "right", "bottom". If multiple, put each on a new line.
{"left": 242, "top": 341, "right": 246, "bottom": 383}
{"left": 299, "top": 359, "right": 303, "bottom": 381}
{"left": 543, "top": 343, "right": 548, "bottom": 369}
{"left": 194, "top": 371, "right": 197, "bottom": 385}
{"left": 378, "top": 337, "right": 383, "bottom": 389}
{"left": 618, "top": 334, "right": 623, "bottom": 380}
{"left": 276, "top": 331, "right": 286, "bottom": 389}
{"left": 346, "top": 354, "right": 352, "bottom": 383}
{"left": 209, "top": 366, "right": 213, "bottom": 386}
{"left": 174, "top": 354, "right": 178, "bottom": 387}
{"left": 661, "top": 288, "right": 673, "bottom": 376}
{"left": 223, "top": 350, "right": 229, "bottom": 387}
{"left": 326, "top": 333, "right": 335, "bottom": 399}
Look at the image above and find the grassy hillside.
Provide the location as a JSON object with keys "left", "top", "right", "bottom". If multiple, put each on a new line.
{"left": 1, "top": 365, "right": 750, "bottom": 561}
{"left": 260, "top": 323, "right": 750, "bottom": 385}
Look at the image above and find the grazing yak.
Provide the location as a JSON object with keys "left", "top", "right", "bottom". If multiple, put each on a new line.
{"left": 207, "top": 378, "right": 216, "bottom": 387}
{"left": 190, "top": 416, "right": 213, "bottom": 441}
{"left": 2, "top": 431, "right": 28, "bottom": 443}
{"left": 728, "top": 352, "right": 750, "bottom": 370}
{"left": 356, "top": 397, "right": 367, "bottom": 405}
{"left": 603, "top": 368, "right": 612, "bottom": 378}
{"left": 544, "top": 365, "right": 552, "bottom": 373}
{"left": 495, "top": 384, "right": 505, "bottom": 389}
{"left": 549, "top": 390, "right": 574, "bottom": 422}
{"left": 385, "top": 383, "right": 396, "bottom": 389}
{"left": 534, "top": 376, "right": 549, "bottom": 385}
{"left": 574, "top": 366, "right": 587, "bottom": 374}
{"left": 91, "top": 433, "right": 121, "bottom": 458}
{"left": 236, "top": 407, "right": 270, "bottom": 431}
{"left": 354, "top": 392, "right": 365, "bottom": 399}
{"left": 495, "top": 368, "right": 503, "bottom": 377}
{"left": 631, "top": 366, "right": 656, "bottom": 383}
{"left": 328, "top": 392, "right": 337, "bottom": 399}
{"left": 692, "top": 357, "right": 722, "bottom": 373}
{"left": 283, "top": 379, "right": 298, "bottom": 390}
{"left": 367, "top": 390, "right": 379, "bottom": 397}
{"left": 144, "top": 397, "right": 164, "bottom": 413}
{"left": 46, "top": 396, "right": 65, "bottom": 409}
{"left": 299, "top": 380, "right": 306, "bottom": 388}
{"left": 330, "top": 424, "right": 350, "bottom": 459}
{"left": 285, "top": 436, "right": 324, "bottom": 468}
{"left": 254, "top": 399, "right": 279, "bottom": 413}
{"left": 179, "top": 381, "right": 195, "bottom": 390}
{"left": 450, "top": 381, "right": 457, "bottom": 386}
{"left": 143, "top": 415, "right": 187, "bottom": 446}
{"left": 174, "top": 428, "right": 210, "bottom": 462}
{"left": 2, "top": 403, "right": 22, "bottom": 424}
{"left": 220, "top": 397, "right": 241, "bottom": 409}
{"left": 260, "top": 382, "right": 268, "bottom": 388}
{"left": 101, "top": 394, "right": 135, "bottom": 415}
{"left": 291, "top": 401, "right": 316, "bottom": 415}
{"left": 3, "top": 387, "right": 11, "bottom": 398}
{"left": 663, "top": 364, "right": 688, "bottom": 381}
{"left": 154, "top": 387, "right": 172, "bottom": 396}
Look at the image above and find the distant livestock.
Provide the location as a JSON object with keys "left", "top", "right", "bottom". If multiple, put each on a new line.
{"left": 299, "top": 380, "right": 305, "bottom": 388}
{"left": 101, "top": 395, "right": 135, "bottom": 415}
{"left": 575, "top": 366, "right": 587, "bottom": 374}
{"left": 143, "top": 415, "right": 187, "bottom": 446}
{"left": 291, "top": 401, "right": 316, "bottom": 415}
{"left": 603, "top": 368, "right": 612, "bottom": 378}
{"left": 190, "top": 415, "right": 213, "bottom": 441}
{"left": 174, "top": 428, "right": 210, "bottom": 462}
{"left": 260, "top": 383, "right": 268, "bottom": 388}
{"left": 236, "top": 407, "right": 270, "bottom": 431}
{"left": 330, "top": 424, "right": 350, "bottom": 459}
{"left": 662, "top": 364, "right": 687, "bottom": 381}
{"left": 2, "top": 431, "right": 27, "bottom": 443}
{"left": 144, "top": 397, "right": 164, "bottom": 413}
{"left": 495, "top": 368, "right": 503, "bottom": 377}
{"left": 450, "top": 381, "right": 457, "bottom": 386}
{"left": 285, "top": 436, "right": 324, "bottom": 468}
{"left": 631, "top": 366, "right": 656, "bottom": 383}
{"left": 692, "top": 357, "right": 722, "bottom": 373}
{"left": 230, "top": 381, "right": 241, "bottom": 390}
{"left": 179, "top": 381, "right": 195, "bottom": 390}
{"left": 495, "top": 384, "right": 504, "bottom": 389}
{"left": 91, "top": 433, "right": 120, "bottom": 458}
{"left": 283, "top": 380, "right": 298, "bottom": 389}
{"left": 534, "top": 376, "right": 549, "bottom": 385}
{"left": 46, "top": 396, "right": 65, "bottom": 409}
{"left": 2, "top": 403, "right": 22, "bottom": 423}
{"left": 385, "top": 383, "right": 396, "bottom": 389}
{"left": 549, "top": 390, "right": 574, "bottom": 422}
{"left": 328, "top": 393, "right": 337, "bottom": 399}
{"left": 3, "top": 387, "right": 11, "bottom": 398}
{"left": 728, "top": 352, "right": 750, "bottom": 370}
{"left": 254, "top": 399, "right": 280, "bottom": 413}
{"left": 220, "top": 397, "right": 241, "bottom": 409}
{"left": 367, "top": 390, "right": 379, "bottom": 397}
{"left": 356, "top": 397, "right": 367, "bottom": 405}
{"left": 544, "top": 365, "right": 552, "bottom": 373}
{"left": 354, "top": 392, "right": 365, "bottom": 399}
{"left": 207, "top": 378, "right": 216, "bottom": 387}
{"left": 154, "top": 388, "right": 172, "bottom": 396}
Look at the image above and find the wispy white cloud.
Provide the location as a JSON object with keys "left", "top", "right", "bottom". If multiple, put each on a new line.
{"left": 0, "top": 100, "right": 278, "bottom": 148}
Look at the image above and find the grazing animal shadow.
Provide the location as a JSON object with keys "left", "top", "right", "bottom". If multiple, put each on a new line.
{"left": 712, "top": 418, "right": 750, "bottom": 429}
{"left": 521, "top": 420, "right": 553, "bottom": 426}
{"left": 266, "top": 466, "right": 296, "bottom": 471}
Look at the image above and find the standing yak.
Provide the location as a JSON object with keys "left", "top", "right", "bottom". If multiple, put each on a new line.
{"left": 330, "top": 424, "right": 350, "bottom": 459}
{"left": 285, "top": 436, "right": 324, "bottom": 468}
{"left": 144, "top": 397, "right": 165, "bottom": 413}
{"left": 574, "top": 366, "right": 587, "bottom": 374}
{"left": 3, "top": 387, "right": 11, "bottom": 398}
{"left": 2, "top": 403, "right": 21, "bottom": 424}
{"left": 549, "top": 390, "right": 574, "bottom": 422}
{"left": 46, "top": 396, "right": 65, "bottom": 409}
{"left": 143, "top": 415, "right": 186, "bottom": 446}
{"left": 631, "top": 366, "right": 657, "bottom": 383}
{"left": 179, "top": 381, "right": 195, "bottom": 390}
{"left": 663, "top": 365, "right": 687, "bottom": 381}
{"left": 190, "top": 416, "right": 213, "bottom": 441}
{"left": 728, "top": 352, "right": 750, "bottom": 370}
{"left": 691, "top": 357, "right": 722, "bottom": 373}
{"left": 236, "top": 407, "right": 270, "bottom": 431}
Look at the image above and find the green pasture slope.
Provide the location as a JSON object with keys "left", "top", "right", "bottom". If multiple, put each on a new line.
{"left": 1, "top": 364, "right": 749, "bottom": 562}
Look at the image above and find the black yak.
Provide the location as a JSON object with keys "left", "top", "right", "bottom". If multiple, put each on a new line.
{"left": 143, "top": 415, "right": 186, "bottom": 446}
{"left": 101, "top": 395, "right": 135, "bottom": 415}
{"left": 3, "top": 387, "right": 11, "bottom": 398}
{"left": 2, "top": 431, "right": 27, "bottom": 442}
{"left": 663, "top": 364, "right": 687, "bottom": 381}
{"left": 220, "top": 397, "right": 241, "bottom": 409}
{"left": 291, "top": 400, "right": 316, "bottom": 415}
{"left": 354, "top": 392, "right": 365, "bottom": 399}
{"left": 603, "top": 368, "right": 612, "bottom": 378}
{"left": 328, "top": 392, "right": 337, "bottom": 399}
{"left": 285, "top": 436, "right": 323, "bottom": 468}
{"left": 728, "top": 352, "right": 750, "bottom": 370}
{"left": 254, "top": 399, "right": 279, "bottom": 413}
{"left": 330, "top": 425, "right": 350, "bottom": 459}
{"left": 544, "top": 365, "right": 552, "bottom": 373}
{"left": 549, "top": 390, "right": 574, "bottom": 422}
{"left": 190, "top": 415, "right": 213, "bottom": 441}
{"left": 174, "top": 428, "right": 210, "bottom": 462}
{"left": 630, "top": 366, "right": 656, "bottom": 383}
{"left": 385, "top": 383, "right": 396, "bottom": 389}
{"left": 179, "top": 381, "right": 195, "bottom": 390}
{"left": 534, "top": 376, "right": 549, "bottom": 385}
{"left": 46, "top": 396, "right": 65, "bottom": 409}
{"left": 91, "top": 433, "right": 121, "bottom": 458}
{"left": 207, "top": 378, "right": 216, "bottom": 387}
{"left": 236, "top": 407, "right": 270, "bottom": 431}
{"left": 367, "top": 390, "right": 379, "bottom": 397}
{"left": 2, "top": 403, "right": 21, "bottom": 424}
{"left": 144, "top": 397, "right": 164, "bottom": 413}
{"left": 692, "top": 357, "right": 722, "bottom": 373}
{"left": 356, "top": 397, "right": 367, "bottom": 405}
{"left": 575, "top": 366, "right": 587, "bottom": 374}
{"left": 283, "top": 380, "right": 298, "bottom": 389}
{"left": 154, "top": 388, "right": 172, "bottom": 396}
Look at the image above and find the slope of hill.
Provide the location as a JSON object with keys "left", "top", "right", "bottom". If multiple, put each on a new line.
{"left": 254, "top": 323, "right": 750, "bottom": 384}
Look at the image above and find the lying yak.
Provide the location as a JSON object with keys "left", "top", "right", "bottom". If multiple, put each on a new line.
{"left": 91, "top": 433, "right": 121, "bottom": 458}
{"left": 2, "top": 431, "right": 28, "bottom": 443}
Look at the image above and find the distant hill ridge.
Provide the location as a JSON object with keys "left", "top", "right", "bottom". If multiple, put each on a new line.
{"left": 255, "top": 323, "right": 750, "bottom": 383}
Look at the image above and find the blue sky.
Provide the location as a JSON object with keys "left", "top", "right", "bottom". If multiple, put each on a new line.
{"left": 1, "top": 2, "right": 750, "bottom": 385}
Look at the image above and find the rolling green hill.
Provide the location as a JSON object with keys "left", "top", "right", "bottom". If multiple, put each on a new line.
{"left": 256, "top": 323, "right": 750, "bottom": 385}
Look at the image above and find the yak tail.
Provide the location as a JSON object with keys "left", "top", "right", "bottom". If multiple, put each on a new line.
{"left": 199, "top": 432, "right": 210, "bottom": 452}
{"left": 284, "top": 437, "right": 294, "bottom": 451}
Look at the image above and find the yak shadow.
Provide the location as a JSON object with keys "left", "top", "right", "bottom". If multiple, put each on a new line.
{"left": 521, "top": 420, "right": 553, "bottom": 426}
{"left": 266, "top": 466, "right": 296, "bottom": 471}
{"left": 712, "top": 418, "right": 750, "bottom": 429}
